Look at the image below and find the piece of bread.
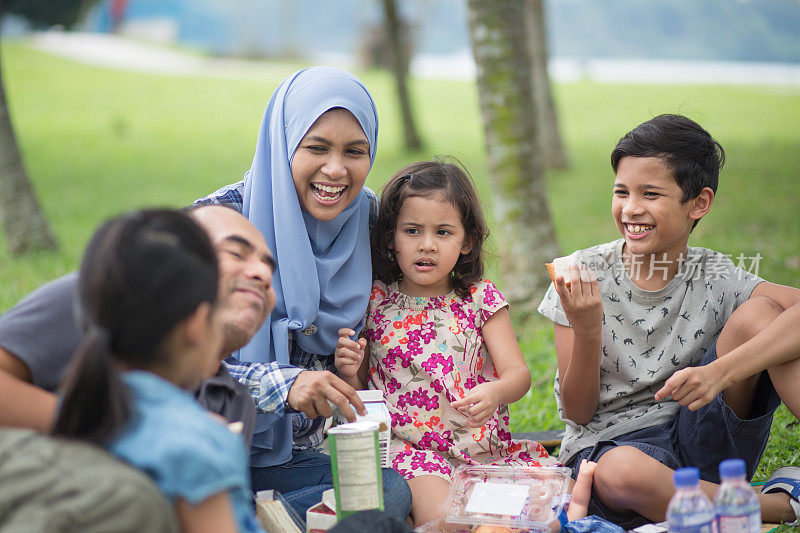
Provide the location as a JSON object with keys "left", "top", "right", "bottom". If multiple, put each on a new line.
{"left": 545, "top": 256, "right": 573, "bottom": 285}
{"left": 256, "top": 499, "right": 302, "bottom": 533}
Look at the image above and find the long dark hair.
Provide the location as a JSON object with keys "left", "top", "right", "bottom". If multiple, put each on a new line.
{"left": 372, "top": 159, "right": 489, "bottom": 299}
{"left": 52, "top": 209, "right": 219, "bottom": 446}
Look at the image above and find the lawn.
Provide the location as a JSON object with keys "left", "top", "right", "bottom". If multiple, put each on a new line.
{"left": 1, "top": 41, "right": 798, "bottom": 483}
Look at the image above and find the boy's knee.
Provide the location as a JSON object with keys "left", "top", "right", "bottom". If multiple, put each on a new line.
{"left": 719, "top": 296, "right": 782, "bottom": 350}
{"left": 594, "top": 446, "right": 650, "bottom": 500}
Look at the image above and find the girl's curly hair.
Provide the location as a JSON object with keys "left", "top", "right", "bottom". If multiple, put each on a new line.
{"left": 372, "top": 158, "right": 488, "bottom": 299}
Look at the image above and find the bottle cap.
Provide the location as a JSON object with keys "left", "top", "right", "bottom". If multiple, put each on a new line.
{"left": 674, "top": 467, "right": 700, "bottom": 487}
{"left": 719, "top": 458, "right": 746, "bottom": 478}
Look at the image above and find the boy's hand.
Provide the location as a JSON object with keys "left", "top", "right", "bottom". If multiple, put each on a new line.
{"left": 555, "top": 265, "right": 603, "bottom": 336}
{"left": 334, "top": 328, "right": 366, "bottom": 379}
{"left": 451, "top": 382, "right": 500, "bottom": 427}
{"left": 654, "top": 362, "right": 731, "bottom": 411}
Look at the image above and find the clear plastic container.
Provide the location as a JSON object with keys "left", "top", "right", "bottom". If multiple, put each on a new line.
{"left": 714, "top": 459, "right": 761, "bottom": 533}
{"left": 414, "top": 519, "right": 469, "bottom": 532}
{"left": 441, "top": 464, "right": 571, "bottom": 531}
{"left": 667, "top": 467, "right": 715, "bottom": 533}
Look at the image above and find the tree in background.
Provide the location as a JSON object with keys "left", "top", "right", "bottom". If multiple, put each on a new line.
{"left": 466, "top": 0, "right": 560, "bottom": 314}
{"left": 382, "top": 0, "right": 423, "bottom": 151}
{"left": 1, "top": 0, "right": 98, "bottom": 29}
{"left": 0, "top": 0, "right": 104, "bottom": 254}
{"left": 525, "top": 0, "right": 568, "bottom": 170}
{"left": 0, "top": 46, "right": 58, "bottom": 254}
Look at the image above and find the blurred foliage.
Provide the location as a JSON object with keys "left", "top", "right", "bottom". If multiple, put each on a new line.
{"left": 1, "top": 0, "right": 101, "bottom": 29}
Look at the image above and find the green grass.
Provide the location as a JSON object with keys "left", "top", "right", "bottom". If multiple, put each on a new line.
{"left": 1, "top": 41, "right": 799, "bottom": 488}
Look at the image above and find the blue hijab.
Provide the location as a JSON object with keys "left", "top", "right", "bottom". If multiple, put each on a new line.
{"left": 236, "top": 67, "right": 378, "bottom": 466}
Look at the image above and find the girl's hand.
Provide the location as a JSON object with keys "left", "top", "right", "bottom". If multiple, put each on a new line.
{"left": 555, "top": 264, "right": 603, "bottom": 336}
{"left": 451, "top": 382, "right": 501, "bottom": 427}
{"left": 567, "top": 459, "right": 597, "bottom": 521}
{"left": 334, "top": 328, "right": 366, "bottom": 379}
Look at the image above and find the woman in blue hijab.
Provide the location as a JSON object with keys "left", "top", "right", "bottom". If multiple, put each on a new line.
{"left": 196, "top": 67, "right": 411, "bottom": 520}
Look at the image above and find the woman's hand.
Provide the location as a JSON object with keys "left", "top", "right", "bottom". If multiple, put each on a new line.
{"left": 335, "top": 328, "right": 366, "bottom": 379}
{"left": 555, "top": 265, "right": 603, "bottom": 337}
{"left": 451, "top": 382, "right": 501, "bottom": 428}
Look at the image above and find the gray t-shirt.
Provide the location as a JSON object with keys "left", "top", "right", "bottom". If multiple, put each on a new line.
{"left": 537, "top": 239, "right": 763, "bottom": 464}
{"left": 0, "top": 274, "right": 257, "bottom": 448}
{"left": 0, "top": 273, "right": 81, "bottom": 391}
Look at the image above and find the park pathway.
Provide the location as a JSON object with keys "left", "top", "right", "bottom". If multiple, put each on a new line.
{"left": 29, "top": 31, "right": 800, "bottom": 87}
{"left": 30, "top": 31, "right": 300, "bottom": 82}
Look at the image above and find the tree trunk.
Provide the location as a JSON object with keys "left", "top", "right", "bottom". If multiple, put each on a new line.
{"left": 466, "top": 0, "right": 560, "bottom": 315}
{"left": 525, "top": 0, "right": 568, "bottom": 170}
{"left": 0, "top": 42, "right": 58, "bottom": 255}
{"left": 383, "top": 0, "right": 423, "bottom": 151}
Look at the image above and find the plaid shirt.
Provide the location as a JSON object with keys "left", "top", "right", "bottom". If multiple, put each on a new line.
{"left": 223, "top": 337, "right": 332, "bottom": 450}
{"left": 197, "top": 181, "right": 378, "bottom": 450}
{"left": 195, "top": 180, "right": 246, "bottom": 211}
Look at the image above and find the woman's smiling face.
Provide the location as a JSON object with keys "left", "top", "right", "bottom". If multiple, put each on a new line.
{"left": 290, "top": 108, "right": 371, "bottom": 221}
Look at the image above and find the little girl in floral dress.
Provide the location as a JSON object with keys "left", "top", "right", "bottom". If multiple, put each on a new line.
{"left": 335, "top": 160, "right": 563, "bottom": 526}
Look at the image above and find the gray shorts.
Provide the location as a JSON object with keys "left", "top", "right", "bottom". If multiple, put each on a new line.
{"left": 567, "top": 340, "right": 781, "bottom": 529}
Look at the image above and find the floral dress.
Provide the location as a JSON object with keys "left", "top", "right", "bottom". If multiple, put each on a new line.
{"left": 365, "top": 279, "right": 557, "bottom": 482}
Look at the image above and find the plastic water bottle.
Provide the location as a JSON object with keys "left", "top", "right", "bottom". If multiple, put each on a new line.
{"left": 714, "top": 459, "right": 761, "bottom": 533}
{"left": 667, "top": 467, "right": 716, "bottom": 533}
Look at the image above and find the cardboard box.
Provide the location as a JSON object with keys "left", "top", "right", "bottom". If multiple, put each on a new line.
{"left": 306, "top": 489, "right": 338, "bottom": 533}
{"left": 333, "top": 389, "right": 392, "bottom": 469}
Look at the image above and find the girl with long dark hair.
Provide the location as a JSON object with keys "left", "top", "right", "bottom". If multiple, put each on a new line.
{"left": 53, "top": 209, "right": 263, "bottom": 533}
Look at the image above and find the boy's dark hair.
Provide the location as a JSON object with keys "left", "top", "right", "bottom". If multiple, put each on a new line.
{"left": 611, "top": 114, "right": 725, "bottom": 229}
{"left": 372, "top": 159, "right": 488, "bottom": 299}
{"left": 52, "top": 209, "right": 219, "bottom": 446}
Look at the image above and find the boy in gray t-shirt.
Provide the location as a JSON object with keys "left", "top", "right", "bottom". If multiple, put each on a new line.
{"left": 538, "top": 115, "right": 800, "bottom": 528}
{"left": 539, "top": 240, "right": 763, "bottom": 466}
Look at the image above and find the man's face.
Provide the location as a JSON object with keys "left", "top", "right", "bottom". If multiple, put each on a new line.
{"left": 192, "top": 206, "right": 276, "bottom": 356}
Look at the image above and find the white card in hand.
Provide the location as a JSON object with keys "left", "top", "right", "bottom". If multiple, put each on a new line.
{"left": 464, "top": 481, "right": 528, "bottom": 516}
